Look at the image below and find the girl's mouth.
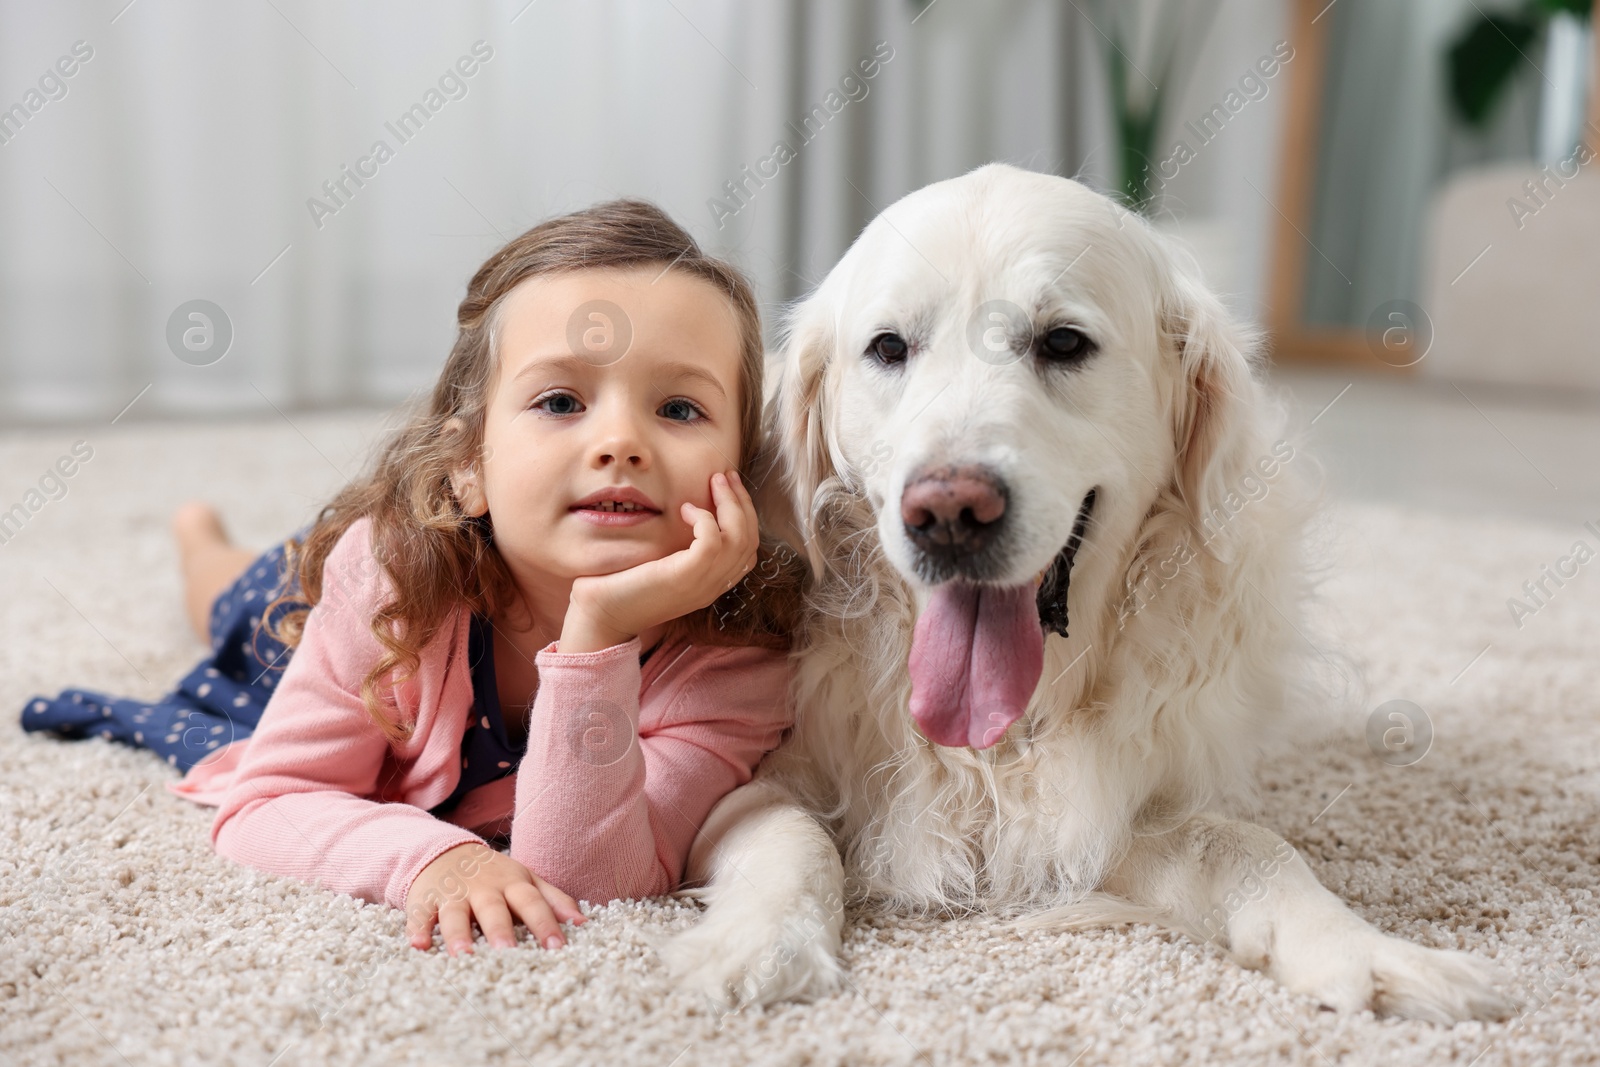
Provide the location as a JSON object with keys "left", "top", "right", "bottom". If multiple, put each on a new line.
{"left": 570, "top": 500, "right": 660, "bottom": 526}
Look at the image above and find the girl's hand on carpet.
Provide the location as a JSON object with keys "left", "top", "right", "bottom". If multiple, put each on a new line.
{"left": 405, "top": 841, "right": 586, "bottom": 955}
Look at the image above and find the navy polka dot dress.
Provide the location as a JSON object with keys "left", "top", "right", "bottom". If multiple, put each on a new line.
{"left": 19, "top": 534, "right": 658, "bottom": 809}
{"left": 20, "top": 537, "right": 306, "bottom": 773}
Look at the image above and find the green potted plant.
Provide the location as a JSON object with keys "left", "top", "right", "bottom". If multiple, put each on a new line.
{"left": 1447, "top": 0, "right": 1593, "bottom": 128}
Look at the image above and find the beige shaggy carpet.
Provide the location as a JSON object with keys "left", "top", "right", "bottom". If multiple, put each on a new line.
{"left": 1, "top": 413, "right": 1597, "bottom": 1066}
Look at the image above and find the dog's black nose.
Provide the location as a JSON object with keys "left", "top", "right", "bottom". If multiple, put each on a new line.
{"left": 901, "top": 464, "right": 1008, "bottom": 562}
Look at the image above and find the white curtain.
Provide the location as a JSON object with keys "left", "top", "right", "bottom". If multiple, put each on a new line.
{"left": 0, "top": 0, "right": 1095, "bottom": 423}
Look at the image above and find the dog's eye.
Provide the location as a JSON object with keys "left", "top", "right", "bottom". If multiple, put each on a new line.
{"left": 866, "top": 332, "right": 909, "bottom": 366}
{"left": 1038, "top": 326, "right": 1093, "bottom": 363}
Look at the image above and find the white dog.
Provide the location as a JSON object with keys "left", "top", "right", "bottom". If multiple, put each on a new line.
{"left": 655, "top": 163, "right": 1513, "bottom": 1024}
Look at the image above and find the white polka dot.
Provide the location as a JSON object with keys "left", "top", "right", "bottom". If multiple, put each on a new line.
{"left": 165, "top": 734, "right": 179, "bottom": 743}
{"left": 198, "top": 684, "right": 211, "bottom": 698}
{"left": 204, "top": 668, "right": 219, "bottom": 678}
{"left": 70, "top": 693, "right": 82, "bottom": 704}
{"left": 255, "top": 567, "right": 266, "bottom": 578}
{"left": 497, "top": 761, "right": 510, "bottom": 769}
{"left": 134, "top": 732, "right": 143, "bottom": 743}
{"left": 233, "top": 694, "right": 249, "bottom": 708}
{"left": 207, "top": 741, "right": 218, "bottom": 749}
{"left": 102, "top": 707, "right": 111, "bottom": 717}
{"left": 30, "top": 701, "right": 45, "bottom": 714}
{"left": 480, "top": 716, "right": 490, "bottom": 730}
{"left": 168, "top": 754, "right": 177, "bottom": 765}
{"left": 244, "top": 590, "right": 256, "bottom": 601}
{"left": 100, "top": 730, "right": 111, "bottom": 739}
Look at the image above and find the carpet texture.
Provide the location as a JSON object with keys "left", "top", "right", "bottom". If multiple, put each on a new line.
{"left": 1, "top": 415, "right": 1597, "bottom": 1066}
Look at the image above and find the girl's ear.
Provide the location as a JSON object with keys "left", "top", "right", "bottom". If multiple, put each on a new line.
{"left": 443, "top": 417, "right": 489, "bottom": 518}
{"left": 1161, "top": 249, "right": 1259, "bottom": 555}
{"left": 771, "top": 293, "right": 841, "bottom": 577}
{"left": 450, "top": 463, "right": 488, "bottom": 518}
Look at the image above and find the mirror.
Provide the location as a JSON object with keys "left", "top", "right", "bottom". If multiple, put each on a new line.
{"left": 1266, "top": 0, "right": 1598, "bottom": 378}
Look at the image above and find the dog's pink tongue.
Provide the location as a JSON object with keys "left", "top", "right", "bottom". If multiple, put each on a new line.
{"left": 908, "top": 583, "right": 1044, "bottom": 749}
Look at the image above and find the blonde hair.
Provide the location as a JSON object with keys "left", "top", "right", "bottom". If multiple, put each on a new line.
{"left": 268, "top": 199, "right": 805, "bottom": 743}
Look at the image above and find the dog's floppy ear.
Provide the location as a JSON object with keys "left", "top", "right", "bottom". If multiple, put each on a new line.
{"left": 1161, "top": 251, "right": 1260, "bottom": 555}
{"left": 770, "top": 291, "right": 841, "bottom": 577}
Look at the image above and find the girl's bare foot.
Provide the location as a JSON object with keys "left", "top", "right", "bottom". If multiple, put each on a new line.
{"left": 172, "top": 502, "right": 256, "bottom": 642}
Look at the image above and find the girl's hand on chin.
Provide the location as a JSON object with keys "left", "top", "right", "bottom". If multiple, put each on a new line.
{"left": 562, "top": 469, "right": 758, "bottom": 653}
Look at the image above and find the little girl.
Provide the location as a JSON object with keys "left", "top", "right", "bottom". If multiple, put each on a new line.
{"left": 20, "top": 199, "right": 807, "bottom": 958}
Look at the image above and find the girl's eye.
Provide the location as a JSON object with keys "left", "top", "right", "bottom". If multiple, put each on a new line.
{"left": 531, "top": 391, "right": 584, "bottom": 415}
{"left": 659, "top": 397, "right": 706, "bottom": 422}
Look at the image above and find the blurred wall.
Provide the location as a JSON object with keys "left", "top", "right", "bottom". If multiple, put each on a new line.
{"left": 0, "top": 0, "right": 1289, "bottom": 423}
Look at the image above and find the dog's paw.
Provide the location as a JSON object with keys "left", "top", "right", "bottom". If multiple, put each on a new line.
{"left": 648, "top": 902, "right": 846, "bottom": 1013}
{"left": 1240, "top": 917, "right": 1517, "bottom": 1023}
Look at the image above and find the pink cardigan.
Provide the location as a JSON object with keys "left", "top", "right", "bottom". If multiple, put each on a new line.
{"left": 164, "top": 517, "right": 794, "bottom": 913}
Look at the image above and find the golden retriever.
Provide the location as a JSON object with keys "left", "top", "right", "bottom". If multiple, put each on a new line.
{"left": 655, "top": 163, "right": 1512, "bottom": 1024}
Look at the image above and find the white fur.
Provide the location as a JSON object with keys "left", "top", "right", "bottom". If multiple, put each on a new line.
{"left": 657, "top": 164, "right": 1514, "bottom": 1023}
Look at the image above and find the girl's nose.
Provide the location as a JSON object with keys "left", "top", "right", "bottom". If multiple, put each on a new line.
{"left": 591, "top": 411, "right": 648, "bottom": 467}
{"left": 597, "top": 445, "right": 643, "bottom": 466}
